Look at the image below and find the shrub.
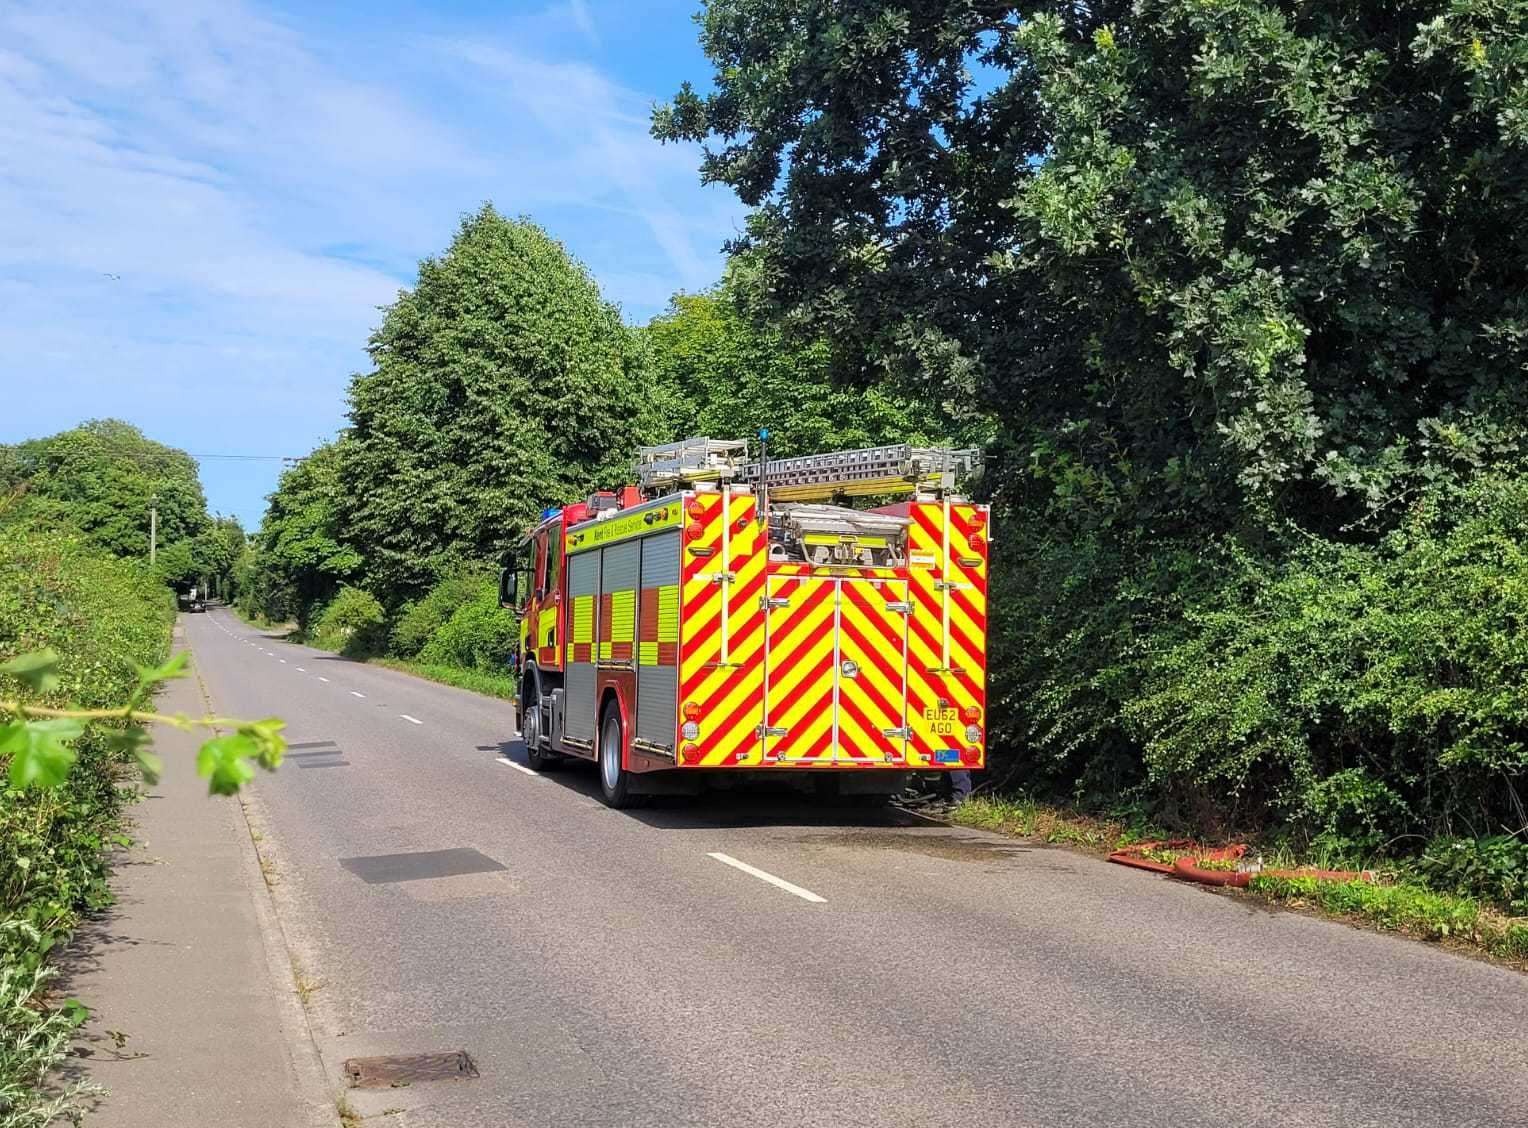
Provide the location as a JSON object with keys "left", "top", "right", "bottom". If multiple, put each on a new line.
{"left": 1417, "top": 836, "right": 1528, "bottom": 916}
{"left": 390, "top": 572, "right": 485, "bottom": 658}
{"left": 986, "top": 471, "right": 1528, "bottom": 850}
{"left": 0, "top": 955, "right": 96, "bottom": 1127}
{"left": 418, "top": 578, "right": 516, "bottom": 674}
{"left": 0, "top": 521, "right": 173, "bottom": 1124}
{"left": 0, "top": 523, "right": 173, "bottom": 966}
{"left": 1121, "top": 472, "right": 1528, "bottom": 848}
{"left": 309, "top": 586, "right": 386, "bottom": 657}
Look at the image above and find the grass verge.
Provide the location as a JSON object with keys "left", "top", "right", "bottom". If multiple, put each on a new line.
{"left": 227, "top": 603, "right": 296, "bottom": 636}
{"left": 366, "top": 658, "right": 516, "bottom": 701}
{"left": 228, "top": 605, "right": 515, "bottom": 700}
{"left": 949, "top": 794, "right": 1154, "bottom": 851}
{"left": 950, "top": 795, "right": 1528, "bottom": 969}
{"left": 1249, "top": 875, "right": 1528, "bottom": 963}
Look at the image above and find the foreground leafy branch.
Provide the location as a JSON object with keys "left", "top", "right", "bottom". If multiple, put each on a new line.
{"left": 0, "top": 649, "right": 285, "bottom": 795}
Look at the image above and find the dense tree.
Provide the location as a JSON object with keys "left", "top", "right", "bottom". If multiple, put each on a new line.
{"left": 645, "top": 260, "right": 978, "bottom": 454}
{"left": 338, "top": 206, "right": 659, "bottom": 599}
{"left": 245, "top": 443, "right": 359, "bottom": 627}
{"left": 656, "top": 1, "right": 1528, "bottom": 537}
{"left": 191, "top": 515, "right": 247, "bottom": 600}
{"left": 658, "top": 1, "right": 1528, "bottom": 841}
{"left": 1, "top": 420, "right": 209, "bottom": 556}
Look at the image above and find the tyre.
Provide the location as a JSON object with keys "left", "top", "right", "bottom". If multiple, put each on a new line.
{"left": 597, "top": 704, "right": 637, "bottom": 808}
{"left": 521, "top": 681, "right": 559, "bottom": 771}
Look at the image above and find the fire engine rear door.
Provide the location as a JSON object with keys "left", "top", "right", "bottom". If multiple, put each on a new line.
{"left": 761, "top": 573, "right": 837, "bottom": 764}
{"left": 832, "top": 578, "right": 909, "bottom": 764}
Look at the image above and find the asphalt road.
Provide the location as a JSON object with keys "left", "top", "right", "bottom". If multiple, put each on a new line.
{"left": 187, "top": 607, "right": 1528, "bottom": 1128}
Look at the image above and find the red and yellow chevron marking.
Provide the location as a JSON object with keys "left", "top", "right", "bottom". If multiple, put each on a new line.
{"left": 679, "top": 489, "right": 767, "bottom": 767}
{"left": 834, "top": 579, "right": 908, "bottom": 764}
{"left": 762, "top": 575, "right": 838, "bottom": 764}
{"left": 904, "top": 501, "right": 988, "bottom": 768}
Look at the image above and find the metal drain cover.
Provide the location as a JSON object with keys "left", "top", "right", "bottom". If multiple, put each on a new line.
{"left": 344, "top": 1050, "right": 479, "bottom": 1088}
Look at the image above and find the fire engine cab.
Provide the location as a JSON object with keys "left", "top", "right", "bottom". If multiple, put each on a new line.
{"left": 502, "top": 436, "right": 989, "bottom": 807}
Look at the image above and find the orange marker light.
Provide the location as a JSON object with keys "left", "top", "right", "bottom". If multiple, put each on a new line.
{"left": 961, "top": 705, "right": 982, "bottom": 724}
{"left": 683, "top": 702, "right": 702, "bottom": 721}
{"left": 686, "top": 501, "right": 706, "bottom": 519}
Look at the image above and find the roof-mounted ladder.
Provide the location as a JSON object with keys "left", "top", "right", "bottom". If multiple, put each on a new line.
{"left": 634, "top": 436, "right": 980, "bottom": 502}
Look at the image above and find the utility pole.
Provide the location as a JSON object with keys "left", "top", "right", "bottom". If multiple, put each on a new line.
{"left": 149, "top": 493, "right": 158, "bottom": 565}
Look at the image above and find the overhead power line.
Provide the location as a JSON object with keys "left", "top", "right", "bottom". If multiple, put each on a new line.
{"left": 191, "top": 454, "right": 307, "bottom": 464}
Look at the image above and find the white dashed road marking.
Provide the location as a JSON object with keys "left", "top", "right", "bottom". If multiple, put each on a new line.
{"left": 400, "top": 714, "right": 422, "bottom": 725}
{"left": 350, "top": 691, "right": 366, "bottom": 698}
{"left": 318, "top": 676, "right": 330, "bottom": 683}
{"left": 497, "top": 758, "right": 544, "bottom": 778}
{"left": 295, "top": 666, "right": 306, "bottom": 672}
{"left": 706, "top": 853, "right": 826, "bottom": 904}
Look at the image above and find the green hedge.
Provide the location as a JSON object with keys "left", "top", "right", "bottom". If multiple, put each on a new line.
{"left": 0, "top": 521, "right": 174, "bottom": 1121}
{"left": 990, "top": 473, "right": 1528, "bottom": 856}
{"left": 0, "top": 522, "right": 174, "bottom": 967}
{"left": 417, "top": 578, "right": 517, "bottom": 674}
{"left": 390, "top": 571, "right": 486, "bottom": 658}
{"left": 308, "top": 585, "right": 387, "bottom": 657}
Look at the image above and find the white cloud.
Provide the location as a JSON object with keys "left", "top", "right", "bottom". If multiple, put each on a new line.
{"left": 436, "top": 39, "right": 729, "bottom": 293}
{"left": 0, "top": 0, "right": 745, "bottom": 525}
{"left": 567, "top": 0, "right": 601, "bottom": 49}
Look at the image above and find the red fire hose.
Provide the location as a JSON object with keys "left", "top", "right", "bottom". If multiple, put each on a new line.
{"left": 1108, "top": 841, "right": 1375, "bottom": 888}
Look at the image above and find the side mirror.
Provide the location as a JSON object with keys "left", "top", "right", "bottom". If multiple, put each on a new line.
{"left": 499, "top": 567, "right": 518, "bottom": 609}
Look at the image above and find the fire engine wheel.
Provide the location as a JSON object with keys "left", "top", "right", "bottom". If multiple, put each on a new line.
{"left": 597, "top": 706, "right": 637, "bottom": 809}
{"left": 521, "top": 687, "right": 560, "bottom": 771}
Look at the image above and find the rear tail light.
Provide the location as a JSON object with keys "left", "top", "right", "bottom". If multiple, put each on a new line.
{"left": 684, "top": 523, "right": 704, "bottom": 542}
{"left": 960, "top": 745, "right": 982, "bottom": 766}
{"left": 681, "top": 743, "right": 702, "bottom": 765}
{"left": 968, "top": 534, "right": 986, "bottom": 554}
{"left": 961, "top": 705, "right": 982, "bottom": 724}
{"left": 683, "top": 701, "right": 702, "bottom": 721}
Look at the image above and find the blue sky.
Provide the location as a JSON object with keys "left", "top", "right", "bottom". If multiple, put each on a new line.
{"left": 0, "top": 0, "right": 744, "bottom": 528}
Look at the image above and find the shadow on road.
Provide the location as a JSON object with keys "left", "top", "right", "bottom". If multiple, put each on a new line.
{"left": 485, "top": 737, "right": 953, "bottom": 831}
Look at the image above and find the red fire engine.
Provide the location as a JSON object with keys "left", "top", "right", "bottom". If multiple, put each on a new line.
{"left": 502, "top": 436, "right": 988, "bottom": 807}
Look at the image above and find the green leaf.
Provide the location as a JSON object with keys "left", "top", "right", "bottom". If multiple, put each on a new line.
{"left": 59, "top": 998, "right": 90, "bottom": 1028}
{"left": 242, "top": 717, "right": 287, "bottom": 770}
{"left": 3, "top": 717, "right": 84, "bottom": 789}
{"left": 134, "top": 747, "right": 164, "bottom": 786}
{"left": 135, "top": 650, "right": 189, "bottom": 692}
{"left": 0, "top": 649, "right": 61, "bottom": 694}
{"left": 196, "top": 732, "right": 258, "bottom": 795}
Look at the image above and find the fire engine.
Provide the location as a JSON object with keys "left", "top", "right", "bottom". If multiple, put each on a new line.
{"left": 501, "top": 436, "right": 989, "bottom": 807}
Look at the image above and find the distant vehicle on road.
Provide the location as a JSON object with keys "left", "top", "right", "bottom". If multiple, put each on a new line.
{"left": 504, "top": 435, "right": 989, "bottom": 808}
{"left": 177, "top": 584, "right": 205, "bottom": 613}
